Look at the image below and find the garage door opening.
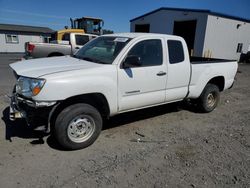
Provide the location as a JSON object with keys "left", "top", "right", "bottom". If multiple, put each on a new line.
{"left": 173, "top": 20, "right": 197, "bottom": 55}
{"left": 135, "top": 24, "right": 150, "bottom": 33}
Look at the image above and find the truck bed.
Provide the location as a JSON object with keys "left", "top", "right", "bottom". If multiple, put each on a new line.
{"left": 188, "top": 57, "right": 238, "bottom": 99}
{"left": 190, "top": 56, "right": 236, "bottom": 64}
{"left": 26, "top": 42, "right": 71, "bottom": 58}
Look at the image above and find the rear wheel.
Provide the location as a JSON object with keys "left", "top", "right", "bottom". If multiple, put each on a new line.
{"left": 198, "top": 84, "right": 220, "bottom": 113}
{"left": 54, "top": 103, "right": 102, "bottom": 150}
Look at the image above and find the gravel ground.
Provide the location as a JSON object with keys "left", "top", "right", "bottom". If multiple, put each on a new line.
{"left": 0, "top": 56, "right": 249, "bottom": 188}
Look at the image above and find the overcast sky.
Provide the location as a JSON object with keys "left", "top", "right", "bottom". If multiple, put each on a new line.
{"left": 0, "top": 0, "right": 249, "bottom": 32}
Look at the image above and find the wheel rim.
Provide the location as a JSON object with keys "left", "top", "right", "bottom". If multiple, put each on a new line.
{"left": 207, "top": 92, "right": 216, "bottom": 108}
{"left": 67, "top": 115, "right": 95, "bottom": 143}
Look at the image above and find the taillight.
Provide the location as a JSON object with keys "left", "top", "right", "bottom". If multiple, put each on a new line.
{"left": 27, "top": 43, "right": 35, "bottom": 53}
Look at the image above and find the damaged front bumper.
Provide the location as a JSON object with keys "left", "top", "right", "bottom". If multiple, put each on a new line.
{"left": 9, "top": 94, "right": 27, "bottom": 121}
{"left": 9, "top": 93, "right": 58, "bottom": 132}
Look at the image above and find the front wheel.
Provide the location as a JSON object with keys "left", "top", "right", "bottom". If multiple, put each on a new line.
{"left": 198, "top": 84, "right": 220, "bottom": 113}
{"left": 54, "top": 103, "right": 102, "bottom": 150}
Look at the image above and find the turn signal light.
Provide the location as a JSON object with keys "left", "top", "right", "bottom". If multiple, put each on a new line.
{"left": 32, "top": 86, "right": 41, "bottom": 96}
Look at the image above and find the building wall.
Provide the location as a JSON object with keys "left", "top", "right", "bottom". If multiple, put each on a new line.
{"left": 202, "top": 15, "right": 250, "bottom": 60}
{"left": 130, "top": 10, "right": 208, "bottom": 56}
{"left": 0, "top": 31, "right": 49, "bottom": 53}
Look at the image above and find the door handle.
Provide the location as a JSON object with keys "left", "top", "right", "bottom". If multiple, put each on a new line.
{"left": 157, "top": 71, "right": 166, "bottom": 76}
{"left": 75, "top": 47, "right": 80, "bottom": 49}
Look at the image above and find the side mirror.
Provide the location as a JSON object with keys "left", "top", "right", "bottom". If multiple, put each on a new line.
{"left": 123, "top": 55, "right": 141, "bottom": 68}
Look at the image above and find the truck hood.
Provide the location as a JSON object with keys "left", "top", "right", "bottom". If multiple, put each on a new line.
{"left": 10, "top": 56, "right": 103, "bottom": 78}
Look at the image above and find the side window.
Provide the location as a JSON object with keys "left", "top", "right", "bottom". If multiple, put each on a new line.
{"left": 5, "top": 34, "right": 19, "bottom": 44}
{"left": 75, "top": 35, "right": 90, "bottom": 45}
{"left": 127, "top": 39, "right": 163, "bottom": 66}
{"left": 43, "top": 37, "right": 51, "bottom": 43}
{"left": 62, "top": 33, "right": 70, "bottom": 41}
{"left": 167, "top": 40, "right": 184, "bottom": 64}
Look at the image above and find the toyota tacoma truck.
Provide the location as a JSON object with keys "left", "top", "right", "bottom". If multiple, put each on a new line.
{"left": 25, "top": 33, "right": 97, "bottom": 59}
{"left": 9, "top": 33, "right": 238, "bottom": 150}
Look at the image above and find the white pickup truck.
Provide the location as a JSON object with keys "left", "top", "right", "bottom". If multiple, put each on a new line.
{"left": 9, "top": 33, "right": 238, "bottom": 150}
{"left": 25, "top": 33, "right": 97, "bottom": 59}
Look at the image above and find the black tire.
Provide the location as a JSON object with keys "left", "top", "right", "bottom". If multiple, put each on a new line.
{"left": 54, "top": 103, "right": 102, "bottom": 150}
{"left": 198, "top": 84, "right": 220, "bottom": 113}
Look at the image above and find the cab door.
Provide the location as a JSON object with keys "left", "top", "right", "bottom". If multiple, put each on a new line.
{"left": 165, "top": 39, "right": 190, "bottom": 101}
{"left": 117, "top": 38, "right": 167, "bottom": 112}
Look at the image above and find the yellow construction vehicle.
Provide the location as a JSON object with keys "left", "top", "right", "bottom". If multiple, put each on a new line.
{"left": 70, "top": 17, "right": 104, "bottom": 35}
{"left": 51, "top": 17, "right": 104, "bottom": 41}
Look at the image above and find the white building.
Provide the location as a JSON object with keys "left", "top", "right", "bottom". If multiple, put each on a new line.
{"left": 0, "top": 23, "right": 54, "bottom": 53}
{"left": 130, "top": 7, "right": 250, "bottom": 60}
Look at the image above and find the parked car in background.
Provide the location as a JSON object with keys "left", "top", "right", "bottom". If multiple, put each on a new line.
{"left": 10, "top": 33, "right": 238, "bottom": 150}
{"left": 25, "top": 33, "right": 97, "bottom": 59}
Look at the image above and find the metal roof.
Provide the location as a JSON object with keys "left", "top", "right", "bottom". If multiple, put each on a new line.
{"left": 104, "top": 32, "right": 183, "bottom": 40}
{"left": 130, "top": 7, "right": 250, "bottom": 23}
{"left": 0, "top": 23, "right": 54, "bottom": 34}
{"left": 75, "top": 17, "right": 103, "bottom": 21}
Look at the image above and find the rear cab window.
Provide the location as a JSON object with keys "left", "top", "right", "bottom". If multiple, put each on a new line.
{"left": 75, "top": 35, "right": 90, "bottom": 46}
{"left": 167, "top": 40, "right": 184, "bottom": 64}
{"left": 62, "top": 33, "right": 70, "bottom": 42}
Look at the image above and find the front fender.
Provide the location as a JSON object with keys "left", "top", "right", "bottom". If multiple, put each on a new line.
{"left": 33, "top": 69, "right": 118, "bottom": 114}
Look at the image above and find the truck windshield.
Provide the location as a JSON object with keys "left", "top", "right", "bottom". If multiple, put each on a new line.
{"left": 73, "top": 36, "right": 131, "bottom": 64}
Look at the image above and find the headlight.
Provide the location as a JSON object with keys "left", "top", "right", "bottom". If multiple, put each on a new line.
{"left": 16, "top": 77, "right": 46, "bottom": 98}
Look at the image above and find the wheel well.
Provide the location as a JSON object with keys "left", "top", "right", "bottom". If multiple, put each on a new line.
{"left": 50, "top": 93, "right": 110, "bottom": 130}
{"left": 48, "top": 52, "right": 64, "bottom": 57}
{"left": 57, "top": 93, "right": 110, "bottom": 117}
{"left": 207, "top": 76, "right": 225, "bottom": 91}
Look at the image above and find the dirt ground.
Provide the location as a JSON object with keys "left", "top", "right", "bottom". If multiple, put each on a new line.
{"left": 0, "top": 57, "right": 249, "bottom": 188}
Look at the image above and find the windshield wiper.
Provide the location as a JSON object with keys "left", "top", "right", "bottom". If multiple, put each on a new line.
{"left": 73, "top": 55, "right": 107, "bottom": 64}
{"left": 80, "top": 57, "right": 107, "bottom": 64}
{"left": 91, "top": 58, "right": 107, "bottom": 64}
{"left": 81, "top": 57, "right": 95, "bottom": 62}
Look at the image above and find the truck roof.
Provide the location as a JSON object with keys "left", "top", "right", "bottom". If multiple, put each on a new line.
{"left": 104, "top": 32, "right": 182, "bottom": 39}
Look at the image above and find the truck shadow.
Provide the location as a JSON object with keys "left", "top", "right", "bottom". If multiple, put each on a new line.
{"left": 1, "top": 101, "right": 198, "bottom": 150}
{"left": 103, "top": 102, "right": 183, "bottom": 130}
{"left": 1, "top": 107, "right": 48, "bottom": 144}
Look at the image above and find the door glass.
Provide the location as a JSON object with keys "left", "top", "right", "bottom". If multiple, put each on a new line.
{"left": 127, "top": 39, "right": 163, "bottom": 66}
